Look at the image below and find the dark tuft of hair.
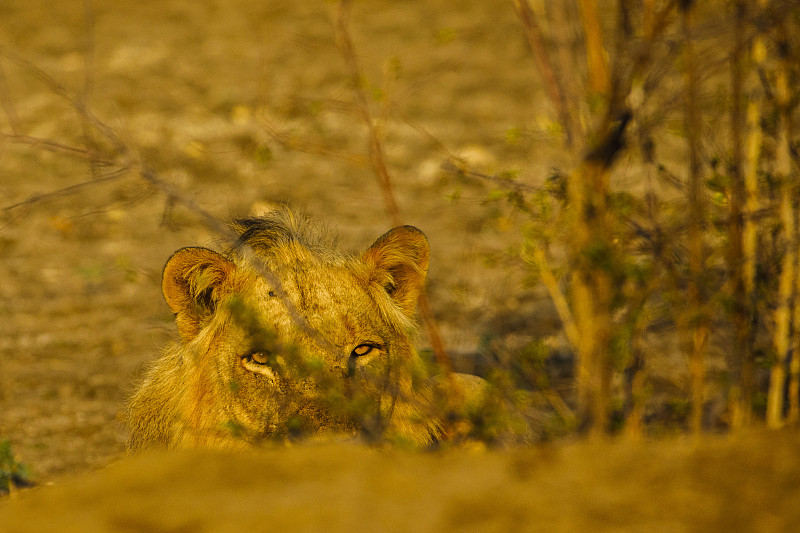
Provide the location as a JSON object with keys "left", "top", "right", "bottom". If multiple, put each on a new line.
{"left": 231, "top": 207, "right": 337, "bottom": 257}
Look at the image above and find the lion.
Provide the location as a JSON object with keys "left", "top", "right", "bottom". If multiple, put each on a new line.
{"left": 127, "top": 208, "right": 478, "bottom": 451}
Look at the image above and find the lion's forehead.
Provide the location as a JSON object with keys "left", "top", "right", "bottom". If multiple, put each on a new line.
{"left": 252, "top": 262, "right": 383, "bottom": 344}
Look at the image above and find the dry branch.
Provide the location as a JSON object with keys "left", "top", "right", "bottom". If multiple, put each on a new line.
{"left": 331, "top": 0, "right": 454, "bottom": 379}
{"left": 682, "top": 3, "right": 709, "bottom": 436}
{"left": 766, "top": 17, "right": 796, "bottom": 428}
{"left": 333, "top": 0, "right": 400, "bottom": 224}
{"left": 727, "top": 0, "right": 752, "bottom": 430}
{"left": 513, "top": 0, "right": 578, "bottom": 147}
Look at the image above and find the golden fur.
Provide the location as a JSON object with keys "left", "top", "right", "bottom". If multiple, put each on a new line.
{"left": 127, "top": 208, "right": 445, "bottom": 450}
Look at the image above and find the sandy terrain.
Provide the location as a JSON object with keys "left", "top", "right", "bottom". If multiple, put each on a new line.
{"left": 3, "top": 431, "right": 800, "bottom": 531}
{"left": 0, "top": 0, "right": 557, "bottom": 478}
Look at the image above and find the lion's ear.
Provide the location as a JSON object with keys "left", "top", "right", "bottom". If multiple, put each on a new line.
{"left": 162, "top": 247, "right": 236, "bottom": 341}
{"left": 362, "top": 225, "right": 430, "bottom": 316}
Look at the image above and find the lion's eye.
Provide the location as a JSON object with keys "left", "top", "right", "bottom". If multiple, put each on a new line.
{"left": 245, "top": 351, "right": 270, "bottom": 365}
{"left": 347, "top": 343, "right": 381, "bottom": 377}
{"left": 241, "top": 351, "right": 278, "bottom": 381}
{"left": 351, "top": 344, "right": 376, "bottom": 357}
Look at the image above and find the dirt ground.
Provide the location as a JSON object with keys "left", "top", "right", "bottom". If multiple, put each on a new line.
{"left": 1, "top": 0, "right": 796, "bottom": 529}
{"left": 3, "top": 431, "right": 800, "bottom": 531}
{"left": 0, "top": 0, "right": 564, "bottom": 480}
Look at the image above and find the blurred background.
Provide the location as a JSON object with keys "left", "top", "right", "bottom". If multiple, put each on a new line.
{"left": 1, "top": 0, "right": 552, "bottom": 478}
{"left": 2, "top": 0, "right": 800, "bottom": 483}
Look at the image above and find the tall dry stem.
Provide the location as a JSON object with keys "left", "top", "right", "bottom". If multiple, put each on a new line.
{"left": 514, "top": 0, "right": 675, "bottom": 435}
{"left": 727, "top": 0, "right": 751, "bottom": 430}
{"left": 577, "top": 0, "right": 609, "bottom": 96}
{"left": 568, "top": 160, "right": 613, "bottom": 436}
{"left": 766, "top": 21, "right": 795, "bottom": 428}
{"left": 681, "top": 3, "right": 708, "bottom": 435}
{"left": 791, "top": 311, "right": 800, "bottom": 424}
{"left": 623, "top": 312, "right": 648, "bottom": 439}
{"left": 742, "top": 104, "right": 762, "bottom": 370}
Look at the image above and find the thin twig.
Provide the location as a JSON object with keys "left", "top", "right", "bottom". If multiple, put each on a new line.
{"left": 334, "top": 0, "right": 400, "bottom": 224}
{"left": 513, "top": 0, "right": 577, "bottom": 147}
{"left": 2, "top": 166, "right": 131, "bottom": 213}
{"left": 0, "top": 62, "right": 21, "bottom": 135}
{"left": 332, "top": 0, "right": 454, "bottom": 377}
{"left": 528, "top": 247, "right": 580, "bottom": 350}
{"left": 440, "top": 161, "right": 537, "bottom": 196}
{"left": 80, "top": 0, "right": 100, "bottom": 180}
{"left": 0, "top": 132, "right": 110, "bottom": 161}
{"left": 0, "top": 45, "right": 127, "bottom": 155}
{"left": 259, "top": 115, "right": 370, "bottom": 167}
